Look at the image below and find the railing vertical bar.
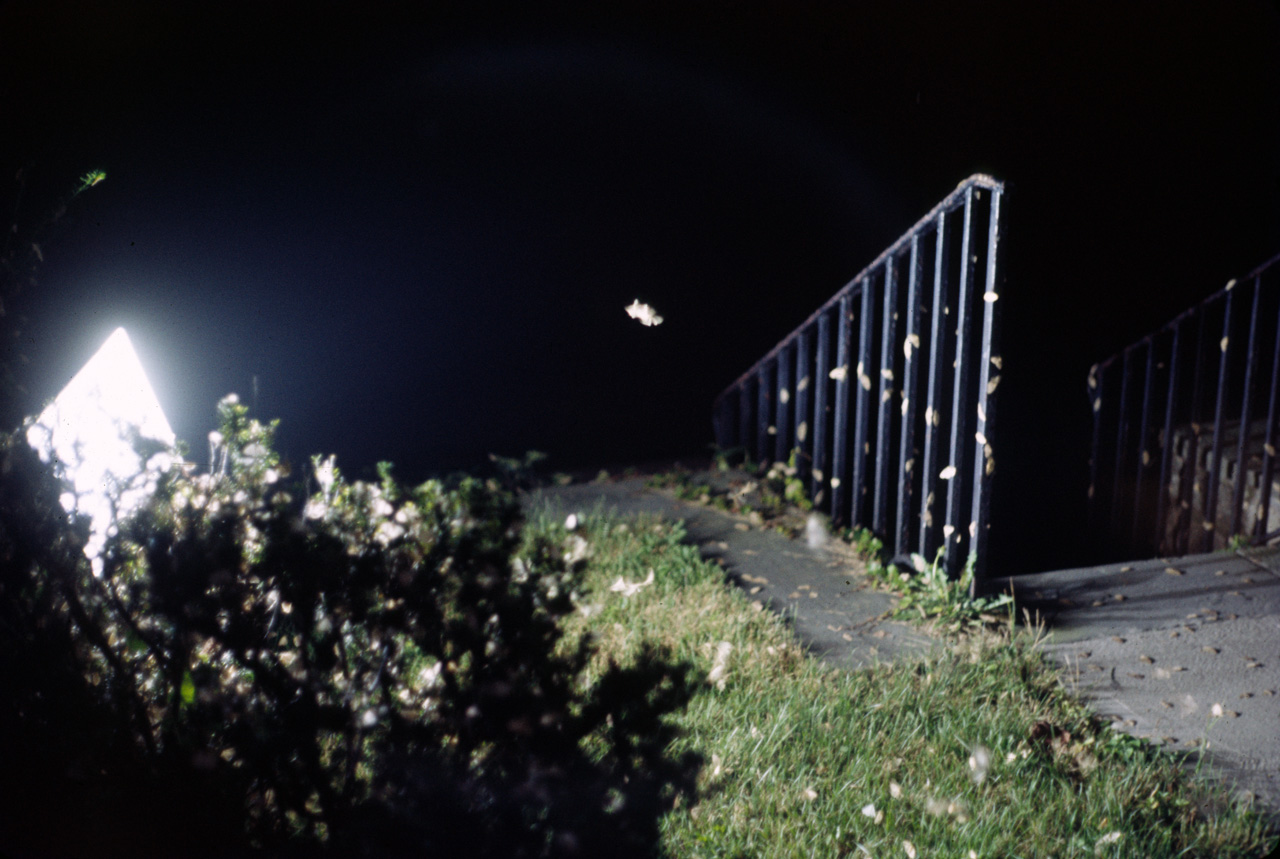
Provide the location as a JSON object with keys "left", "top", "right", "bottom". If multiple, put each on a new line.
{"left": 756, "top": 362, "right": 773, "bottom": 466}
{"left": 895, "top": 234, "right": 924, "bottom": 558}
{"left": 1154, "top": 323, "right": 1183, "bottom": 551}
{"left": 1257, "top": 283, "right": 1280, "bottom": 540}
{"left": 1087, "top": 362, "right": 1106, "bottom": 536}
{"left": 850, "top": 277, "right": 875, "bottom": 527}
{"left": 775, "top": 342, "right": 793, "bottom": 465}
{"left": 739, "top": 377, "right": 754, "bottom": 465}
{"left": 795, "top": 328, "right": 813, "bottom": 485}
{"left": 1131, "top": 340, "right": 1158, "bottom": 552}
{"left": 1205, "top": 290, "right": 1236, "bottom": 551}
{"left": 873, "top": 256, "right": 900, "bottom": 537}
{"left": 968, "top": 185, "right": 1002, "bottom": 592}
{"left": 831, "top": 292, "right": 854, "bottom": 526}
{"left": 943, "top": 187, "right": 977, "bottom": 577}
{"left": 1110, "top": 348, "right": 1134, "bottom": 543}
{"left": 918, "top": 209, "right": 951, "bottom": 561}
{"left": 1230, "top": 277, "right": 1262, "bottom": 539}
{"left": 1178, "top": 310, "right": 1211, "bottom": 554}
{"left": 813, "top": 310, "right": 832, "bottom": 508}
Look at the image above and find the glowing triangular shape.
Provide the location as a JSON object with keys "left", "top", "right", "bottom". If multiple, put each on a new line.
{"left": 26, "top": 327, "right": 176, "bottom": 573}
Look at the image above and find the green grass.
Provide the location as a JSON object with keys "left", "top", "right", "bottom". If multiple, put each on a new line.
{"left": 524, "top": 502, "right": 1278, "bottom": 858}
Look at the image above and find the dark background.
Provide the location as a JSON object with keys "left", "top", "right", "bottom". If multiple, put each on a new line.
{"left": 3, "top": 2, "right": 1278, "bottom": 575}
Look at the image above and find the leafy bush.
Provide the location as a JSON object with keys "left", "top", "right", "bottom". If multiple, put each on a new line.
{"left": 0, "top": 396, "right": 699, "bottom": 858}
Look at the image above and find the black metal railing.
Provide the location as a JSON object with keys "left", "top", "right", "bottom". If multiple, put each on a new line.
{"left": 1088, "top": 250, "right": 1280, "bottom": 560}
{"left": 712, "top": 175, "right": 1007, "bottom": 590}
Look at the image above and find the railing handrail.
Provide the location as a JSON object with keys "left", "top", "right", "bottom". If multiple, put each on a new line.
{"left": 713, "top": 173, "right": 1005, "bottom": 409}
{"left": 1091, "top": 248, "right": 1280, "bottom": 377}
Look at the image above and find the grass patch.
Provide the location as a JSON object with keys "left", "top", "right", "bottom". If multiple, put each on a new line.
{"left": 850, "top": 528, "right": 1016, "bottom": 637}
{"left": 525, "top": 503, "right": 1278, "bottom": 858}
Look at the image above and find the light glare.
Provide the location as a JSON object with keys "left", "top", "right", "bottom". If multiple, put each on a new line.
{"left": 25, "top": 327, "right": 176, "bottom": 574}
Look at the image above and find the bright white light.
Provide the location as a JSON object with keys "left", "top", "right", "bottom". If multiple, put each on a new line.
{"left": 25, "top": 327, "right": 176, "bottom": 574}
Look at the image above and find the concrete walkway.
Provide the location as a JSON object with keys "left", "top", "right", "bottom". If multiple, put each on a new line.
{"left": 521, "top": 463, "right": 1280, "bottom": 830}
{"left": 1001, "top": 550, "right": 1280, "bottom": 825}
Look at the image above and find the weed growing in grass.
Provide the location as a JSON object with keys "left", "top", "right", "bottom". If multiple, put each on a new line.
{"left": 520, "top": 506, "right": 1278, "bottom": 857}
{"left": 1225, "top": 533, "right": 1252, "bottom": 552}
{"left": 708, "top": 443, "right": 754, "bottom": 473}
{"left": 768, "top": 449, "right": 813, "bottom": 513}
{"left": 850, "top": 530, "right": 1015, "bottom": 635}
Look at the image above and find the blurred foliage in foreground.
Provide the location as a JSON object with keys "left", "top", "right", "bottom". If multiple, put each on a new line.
{"left": 0, "top": 395, "right": 699, "bottom": 858}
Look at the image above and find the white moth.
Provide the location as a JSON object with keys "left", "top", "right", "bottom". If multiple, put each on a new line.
{"left": 625, "top": 299, "right": 664, "bottom": 327}
{"left": 609, "top": 569, "right": 655, "bottom": 597}
{"left": 707, "top": 641, "right": 733, "bottom": 689}
{"left": 805, "top": 514, "right": 827, "bottom": 551}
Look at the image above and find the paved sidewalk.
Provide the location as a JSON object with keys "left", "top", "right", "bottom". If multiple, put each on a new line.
{"left": 1002, "top": 551, "right": 1280, "bottom": 825}
{"left": 521, "top": 464, "right": 1280, "bottom": 829}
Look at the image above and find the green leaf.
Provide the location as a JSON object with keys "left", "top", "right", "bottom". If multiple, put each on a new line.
{"left": 180, "top": 670, "right": 196, "bottom": 705}
{"left": 125, "top": 631, "right": 148, "bottom": 656}
{"left": 73, "top": 169, "right": 106, "bottom": 196}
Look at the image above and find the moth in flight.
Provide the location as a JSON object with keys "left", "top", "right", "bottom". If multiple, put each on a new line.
{"left": 625, "top": 299, "right": 663, "bottom": 327}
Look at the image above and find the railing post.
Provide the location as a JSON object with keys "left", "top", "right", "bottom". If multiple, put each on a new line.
{"left": 1154, "top": 323, "right": 1183, "bottom": 553}
{"left": 1175, "top": 311, "right": 1210, "bottom": 554}
{"left": 756, "top": 361, "right": 773, "bottom": 466}
{"left": 813, "top": 310, "right": 832, "bottom": 508}
{"left": 943, "top": 186, "right": 977, "bottom": 578}
{"left": 969, "top": 184, "right": 1002, "bottom": 593}
{"left": 1110, "top": 348, "right": 1134, "bottom": 545}
{"left": 918, "top": 209, "right": 951, "bottom": 562}
{"left": 1131, "top": 340, "right": 1158, "bottom": 553}
{"left": 1087, "top": 361, "right": 1106, "bottom": 540}
{"left": 896, "top": 235, "right": 924, "bottom": 558}
{"left": 1230, "top": 277, "right": 1262, "bottom": 539}
{"left": 1204, "top": 289, "right": 1236, "bottom": 551}
{"left": 851, "top": 277, "right": 875, "bottom": 528}
{"left": 873, "top": 257, "right": 900, "bottom": 538}
{"left": 832, "top": 292, "right": 855, "bottom": 527}
{"left": 775, "top": 341, "right": 793, "bottom": 465}
{"left": 1258, "top": 291, "right": 1280, "bottom": 540}
{"left": 795, "top": 328, "right": 813, "bottom": 485}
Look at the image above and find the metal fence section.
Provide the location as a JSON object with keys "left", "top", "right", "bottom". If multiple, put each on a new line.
{"left": 712, "top": 175, "right": 1007, "bottom": 590}
{"left": 1088, "top": 250, "right": 1280, "bottom": 560}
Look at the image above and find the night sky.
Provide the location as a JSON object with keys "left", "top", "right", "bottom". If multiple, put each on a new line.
{"left": 3, "top": 2, "right": 1279, "bottom": 574}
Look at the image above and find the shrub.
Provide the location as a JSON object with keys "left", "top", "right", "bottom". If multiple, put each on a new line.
{"left": 0, "top": 396, "right": 699, "bottom": 857}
